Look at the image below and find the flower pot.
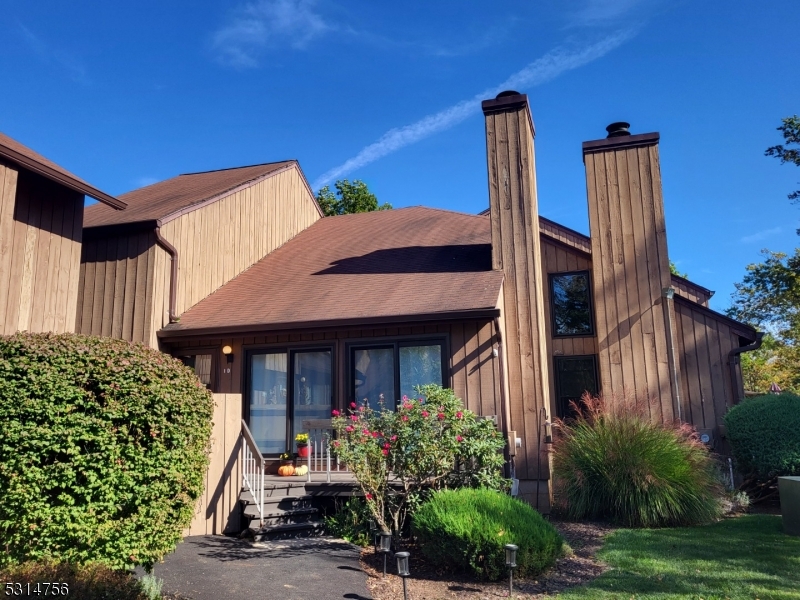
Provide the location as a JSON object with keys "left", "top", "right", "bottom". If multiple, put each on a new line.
{"left": 297, "top": 444, "right": 311, "bottom": 458}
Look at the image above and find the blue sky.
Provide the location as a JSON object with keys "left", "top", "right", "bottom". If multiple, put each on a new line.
{"left": 1, "top": 1, "right": 798, "bottom": 312}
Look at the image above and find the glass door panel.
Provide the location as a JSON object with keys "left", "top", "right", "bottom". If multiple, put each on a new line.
{"left": 249, "top": 353, "right": 288, "bottom": 454}
{"left": 354, "top": 347, "right": 395, "bottom": 409}
{"left": 399, "top": 344, "right": 443, "bottom": 400}
{"left": 292, "top": 350, "right": 332, "bottom": 443}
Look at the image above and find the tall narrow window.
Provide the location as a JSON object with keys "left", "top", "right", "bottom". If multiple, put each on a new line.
{"left": 249, "top": 352, "right": 288, "bottom": 454}
{"left": 554, "top": 355, "right": 599, "bottom": 419}
{"left": 178, "top": 353, "right": 213, "bottom": 389}
{"left": 399, "top": 344, "right": 443, "bottom": 400}
{"left": 354, "top": 347, "right": 394, "bottom": 410}
{"left": 550, "top": 271, "right": 594, "bottom": 336}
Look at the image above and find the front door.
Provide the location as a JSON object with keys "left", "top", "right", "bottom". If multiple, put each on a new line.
{"left": 248, "top": 348, "right": 332, "bottom": 455}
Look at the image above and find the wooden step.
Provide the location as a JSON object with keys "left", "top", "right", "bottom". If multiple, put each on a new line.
{"left": 240, "top": 491, "right": 315, "bottom": 509}
{"left": 242, "top": 504, "right": 319, "bottom": 522}
{"left": 252, "top": 521, "right": 325, "bottom": 542}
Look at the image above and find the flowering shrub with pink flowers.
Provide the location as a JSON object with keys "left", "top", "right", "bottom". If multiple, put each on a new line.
{"left": 331, "top": 384, "right": 507, "bottom": 534}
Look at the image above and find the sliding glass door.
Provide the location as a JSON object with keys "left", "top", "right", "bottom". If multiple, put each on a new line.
{"left": 248, "top": 348, "right": 332, "bottom": 455}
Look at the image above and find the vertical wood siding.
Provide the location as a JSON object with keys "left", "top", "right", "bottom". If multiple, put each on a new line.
{"left": 673, "top": 299, "right": 745, "bottom": 453}
{"left": 76, "top": 165, "right": 319, "bottom": 348}
{"left": 75, "top": 231, "right": 155, "bottom": 343}
{"left": 484, "top": 105, "right": 551, "bottom": 483}
{"left": 0, "top": 164, "right": 84, "bottom": 334}
{"left": 158, "top": 166, "right": 320, "bottom": 320}
{"left": 184, "top": 393, "right": 243, "bottom": 536}
{"left": 671, "top": 277, "right": 712, "bottom": 307}
{"left": 585, "top": 143, "right": 676, "bottom": 420}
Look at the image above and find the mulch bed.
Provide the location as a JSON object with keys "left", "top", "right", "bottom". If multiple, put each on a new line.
{"left": 360, "top": 519, "right": 613, "bottom": 599}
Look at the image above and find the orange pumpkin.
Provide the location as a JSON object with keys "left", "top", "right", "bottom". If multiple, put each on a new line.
{"left": 278, "top": 464, "right": 295, "bottom": 476}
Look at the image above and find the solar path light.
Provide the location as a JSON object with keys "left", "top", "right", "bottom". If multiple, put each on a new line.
{"left": 505, "top": 543, "right": 518, "bottom": 598}
{"left": 395, "top": 551, "right": 410, "bottom": 600}
{"left": 378, "top": 531, "right": 392, "bottom": 577}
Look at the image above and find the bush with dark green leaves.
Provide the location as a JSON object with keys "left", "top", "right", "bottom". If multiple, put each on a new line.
{"left": 412, "top": 488, "right": 562, "bottom": 581}
{"left": 724, "top": 393, "right": 800, "bottom": 479}
{"left": 0, "top": 333, "right": 214, "bottom": 570}
{"left": 552, "top": 395, "right": 722, "bottom": 527}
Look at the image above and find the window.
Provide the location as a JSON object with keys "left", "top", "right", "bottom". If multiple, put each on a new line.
{"left": 554, "top": 355, "right": 599, "bottom": 419}
{"left": 247, "top": 348, "right": 332, "bottom": 455}
{"left": 178, "top": 353, "right": 213, "bottom": 389}
{"left": 550, "top": 271, "right": 594, "bottom": 337}
{"left": 350, "top": 340, "right": 446, "bottom": 410}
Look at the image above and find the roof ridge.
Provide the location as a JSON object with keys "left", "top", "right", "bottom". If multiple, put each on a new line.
{"left": 180, "top": 159, "right": 295, "bottom": 176}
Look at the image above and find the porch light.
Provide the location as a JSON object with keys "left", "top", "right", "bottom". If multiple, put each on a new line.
{"left": 222, "top": 345, "right": 234, "bottom": 363}
{"left": 395, "top": 551, "right": 410, "bottom": 600}
{"left": 378, "top": 531, "right": 392, "bottom": 577}
{"left": 505, "top": 544, "right": 518, "bottom": 598}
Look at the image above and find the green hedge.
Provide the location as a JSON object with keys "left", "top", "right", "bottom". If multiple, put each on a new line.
{"left": 724, "top": 393, "right": 800, "bottom": 479}
{"left": 0, "top": 333, "right": 214, "bottom": 570}
{"left": 412, "top": 488, "right": 562, "bottom": 581}
{"left": 552, "top": 397, "right": 722, "bottom": 527}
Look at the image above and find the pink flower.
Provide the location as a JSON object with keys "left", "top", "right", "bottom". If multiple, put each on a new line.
{"left": 332, "top": 409, "right": 340, "bottom": 416}
{"left": 350, "top": 415, "right": 359, "bottom": 421}
{"left": 362, "top": 428, "right": 370, "bottom": 436}
{"left": 418, "top": 397, "right": 424, "bottom": 403}
{"left": 366, "top": 493, "right": 373, "bottom": 501}
{"left": 383, "top": 442, "right": 391, "bottom": 449}
{"left": 351, "top": 402, "right": 357, "bottom": 408}
{"left": 402, "top": 402, "right": 412, "bottom": 410}
{"left": 359, "top": 405, "right": 365, "bottom": 412}
{"left": 402, "top": 395, "right": 409, "bottom": 401}
{"left": 456, "top": 411, "right": 463, "bottom": 419}
{"left": 391, "top": 435, "right": 397, "bottom": 441}
{"left": 382, "top": 448, "right": 389, "bottom": 456}
{"left": 402, "top": 415, "right": 409, "bottom": 422}
{"left": 346, "top": 426, "right": 354, "bottom": 432}
{"left": 372, "top": 431, "right": 380, "bottom": 438}
{"left": 457, "top": 435, "right": 464, "bottom": 442}
{"left": 437, "top": 413, "right": 445, "bottom": 420}
{"left": 421, "top": 411, "right": 429, "bottom": 418}
{"left": 333, "top": 441, "right": 341, "bottom": 447}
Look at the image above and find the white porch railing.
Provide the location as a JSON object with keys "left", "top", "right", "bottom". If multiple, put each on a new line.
{"left": 241, "top": 419, "right": 264, "bottom": 526}
{"left": 302, "top": 419, "right": 348, "bottom": 483}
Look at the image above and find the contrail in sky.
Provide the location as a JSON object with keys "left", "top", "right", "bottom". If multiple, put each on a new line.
{"left": 312, "top": 29, "right": 636, "bottom": 190}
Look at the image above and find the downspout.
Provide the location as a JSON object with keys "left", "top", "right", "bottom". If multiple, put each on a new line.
{"left": 662, "top": 287, "right": 683, "bottom": 422}
{"left": 493, "top": 317, "right": 514, "bottom": 482}
{"left": 154, "top": 227, "right": 179, "bottom": 323}
{"left": 727, "top": 332, "right": 765, "bottom": 404}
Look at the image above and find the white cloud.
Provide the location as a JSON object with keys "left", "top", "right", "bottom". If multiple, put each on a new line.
{"left": 740, "top": 227, "right": 782, "bottom": 244}
{"left": 568, "top": 0, "right": 660, "bottom": 27}
{"left": 18, "top": 23, "right": 89, "bottom": 83}
{"left": 311, "top": 30, "right": 635, "bottom": 189}
{"left": 212, "top": 0, "right": 330, "bottom": 68}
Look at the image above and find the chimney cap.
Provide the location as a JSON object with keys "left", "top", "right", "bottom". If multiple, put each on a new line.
{"left": 606, "top": 122, "right": 631, "bottom": 138}
{"left": 496, "top": 90, "right": 522, "bottom": 99}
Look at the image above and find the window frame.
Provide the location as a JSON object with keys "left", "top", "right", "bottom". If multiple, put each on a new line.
{"left": 346, "top": 336, "right": 450, "bottom": 410}
{"left": 553, "top": 354, "right": 599, "bottom": 419}
{"left": 173, "top": 346, "right": 219, "bottom": 392}
{"left": 244, "top": 343, "right": 336, "bottom": 458}
{"left": 549, "top": 269, "right": 596, "bottom": 338}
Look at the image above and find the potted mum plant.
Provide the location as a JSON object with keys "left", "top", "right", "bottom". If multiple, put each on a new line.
{"left": 295, "top": 433, "right": 311, "bottom": 458}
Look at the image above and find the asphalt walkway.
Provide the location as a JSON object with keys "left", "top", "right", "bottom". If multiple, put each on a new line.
{"left": 148, "top": 536, "right": 373, "bottom": 600}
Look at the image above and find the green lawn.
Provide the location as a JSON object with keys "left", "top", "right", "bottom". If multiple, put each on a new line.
{"left": 560, "top": 515, "right": 800, "bottom": 599}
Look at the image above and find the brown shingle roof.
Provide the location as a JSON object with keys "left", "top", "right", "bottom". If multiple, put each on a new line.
{"left": 0, "top": 131, "right": 124, "bottom": 209}
{"left": 160, "top": 207, "right": 503, "bottom": 338}
{"left": 84, "top": 161, "right": 302, "bottom": 228}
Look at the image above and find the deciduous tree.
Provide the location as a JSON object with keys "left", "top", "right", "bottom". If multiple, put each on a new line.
{"left": 316, "top": 179, "right": 391, "bottom": 216}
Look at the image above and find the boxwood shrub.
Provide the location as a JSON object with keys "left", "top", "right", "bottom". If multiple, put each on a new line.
{"left": 724, "top": 393, "right": 800, "bottom": 479}
{"left": 411, "top": 488, "right": 562, "bottom": 581}
{"left": 0, "top": 333, "right": 214, "bottom": 570}
{"left": 552, "top": 395, "right": 722, "bottom": 527}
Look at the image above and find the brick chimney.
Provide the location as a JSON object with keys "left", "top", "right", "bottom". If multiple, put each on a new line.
{"left": 582, "top": 124, "right": 679, "bottom": 421}
{"left": 482, "top": 91, "right": 551, "bottom": 508}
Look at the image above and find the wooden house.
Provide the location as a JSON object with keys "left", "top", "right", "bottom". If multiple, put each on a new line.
{"left": 71, "top": 92, "right": 761, "bottom": 534}
{"left": 0, "top": 132, "right": 125, "bottom": 335}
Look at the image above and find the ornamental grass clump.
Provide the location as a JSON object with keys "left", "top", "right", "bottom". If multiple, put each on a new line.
{"left": 552, "top": 393, "right": 722, "bottom": 527}
{"left": 0, "top": 332, "right": 214, "bottom": 570}
{"left": 412, "top": 488, "right": 562, "bottom": 581}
